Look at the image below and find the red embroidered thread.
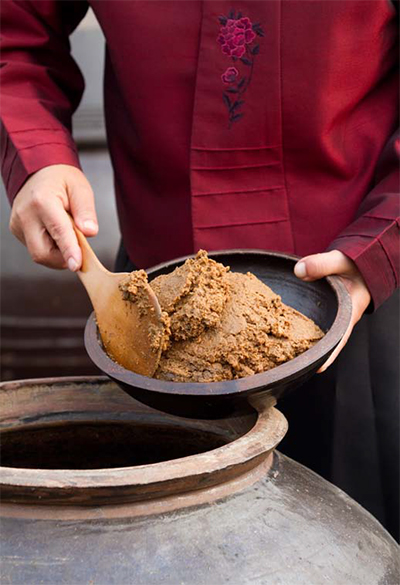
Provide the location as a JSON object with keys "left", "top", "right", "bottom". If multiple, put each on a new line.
{"left": 217, "top": 10, "right": 264, "bottom": 127}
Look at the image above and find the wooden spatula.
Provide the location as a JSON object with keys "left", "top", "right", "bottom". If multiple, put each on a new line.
{"left": 72, "top": 223, "right": 164, "bottom": 377}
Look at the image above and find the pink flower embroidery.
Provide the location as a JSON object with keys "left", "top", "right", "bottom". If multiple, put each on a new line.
{"left": 221, "top": 66, "right": 239, "bottom": 84}
{"left": 217, "top": 17, "right": 256, "bottom": 58}
{"left": 217, "top": 11, "right": 264, "bottom": 127}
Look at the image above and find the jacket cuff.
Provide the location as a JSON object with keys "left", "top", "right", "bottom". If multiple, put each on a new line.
{"left": 2, "top": 129, "right": 81, "bottom": 203}
{"left": 328, "top": 219, "right": 399, "bottom": 311}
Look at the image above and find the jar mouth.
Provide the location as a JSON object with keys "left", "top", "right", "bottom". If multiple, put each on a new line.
{"left": 1, "top": 420, "right": 231, "bottom": 470}
{"left": 0, "top": 377, "right": 287, "bottom": 508}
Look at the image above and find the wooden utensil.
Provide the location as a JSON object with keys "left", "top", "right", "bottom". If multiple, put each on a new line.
{"left": 73, "top": 223, "right": 164, "bottom": 377}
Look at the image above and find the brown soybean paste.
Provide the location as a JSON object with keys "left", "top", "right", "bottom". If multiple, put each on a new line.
{"left": 121, "top": 250, "right": 324, "bottom": 382}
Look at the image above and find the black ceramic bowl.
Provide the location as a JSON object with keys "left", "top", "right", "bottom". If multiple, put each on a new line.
{"left": 85, "top": 250, "right": 352, "bottom": 419}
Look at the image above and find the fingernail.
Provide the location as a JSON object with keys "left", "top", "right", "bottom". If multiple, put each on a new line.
{"left": 294, "top": 261, "right": 307, "bottom": 278}
{"left": 82, "top": 220, "right": 98, "bottom": 232}
{"left": 67, "top": 257, "right": 79, "bottom": 272}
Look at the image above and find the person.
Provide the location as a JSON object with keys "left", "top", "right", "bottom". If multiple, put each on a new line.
{"left": 1, "top": 0, "right": 398, "bottom": 540}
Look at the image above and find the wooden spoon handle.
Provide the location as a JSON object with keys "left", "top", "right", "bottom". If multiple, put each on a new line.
{"left": 74, "top": 225, "right": 106, "bottom": 276}
{"left": 68, "top": 216, "right": 110, "bottom": 301}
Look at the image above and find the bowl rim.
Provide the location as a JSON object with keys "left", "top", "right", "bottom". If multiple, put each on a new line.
{"left": 84, "top": 249, "right": 352, "bottom": 396}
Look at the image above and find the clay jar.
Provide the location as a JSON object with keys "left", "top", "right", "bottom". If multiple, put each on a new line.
{"left": 0, "top": 377, "right": 398, "bottom": 584}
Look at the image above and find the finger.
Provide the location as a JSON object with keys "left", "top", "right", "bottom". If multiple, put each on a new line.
{"left": 40, "top": 198, "right": 82, "bottom": 271}
{"left": 315, "top": 268, "right": 369, "bottom": 373}
{"left": 317, "top": 316, "right": 354, "bottom": 373}
{"left": 294, "top": 250, "right": 351, "bottom": 281}
{"left": 9, "top": 214, "right": 26, "bottom": 245}
{"left": 23, "top": 218, "right": 68, "bottom": 269}
{"left": 67, "top": 177, "right": 98, "bottom": 237}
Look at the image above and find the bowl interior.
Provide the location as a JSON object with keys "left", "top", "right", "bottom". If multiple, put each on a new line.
{"left": 84, "top": 250, "right": 351, "bottom": 417}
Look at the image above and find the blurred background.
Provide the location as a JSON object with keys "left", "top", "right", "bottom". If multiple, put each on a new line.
{"left": 0, "top": 10, "right": 120, "bottom": 381}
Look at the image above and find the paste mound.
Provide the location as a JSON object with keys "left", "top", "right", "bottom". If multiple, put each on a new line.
{"left": 147, "top": 250, "right": 324, "bottom": 383}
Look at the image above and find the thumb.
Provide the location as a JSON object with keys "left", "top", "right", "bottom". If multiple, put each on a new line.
{"left": 67, "top": 172, "right": 99, "bottom": 237}
{"left": 294, "top": 251, "right": 350, "bottom": 281}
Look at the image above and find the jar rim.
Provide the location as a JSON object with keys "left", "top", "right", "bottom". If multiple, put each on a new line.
{"left": 0, "top": 377, "right": 287, "bottom": 508}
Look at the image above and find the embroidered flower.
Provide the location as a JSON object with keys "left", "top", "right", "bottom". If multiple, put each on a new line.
{"left": 221, "top": 67, "right": 239, "bottom": 84}
{"left": 217, "top": 11, "right": 265, "bottom": 128}
{"left": 217, "top": 17, "right": 256, "bottom": 58}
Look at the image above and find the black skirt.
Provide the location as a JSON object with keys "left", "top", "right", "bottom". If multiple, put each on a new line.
{"left": 115, "top": 242, "right": 399, "bottom": 541}
{"left": 279, "top": 288, "right": 399, "bottom": 542}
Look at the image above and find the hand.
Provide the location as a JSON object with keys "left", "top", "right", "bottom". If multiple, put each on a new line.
{"left": 9, "top": 164, "right": 98, "bottom": 271}
{"left": 294, "top": 250, "right": 371, "bottom": 372}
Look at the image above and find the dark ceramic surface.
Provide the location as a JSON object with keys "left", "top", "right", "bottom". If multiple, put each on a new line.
{"left": 2, "top": 453, "right": 399, "bottom": 585}
{"left": 84, "top": 250, "right": 352, "bottom": 418}
{"left": 1, "top": 377, "right": 398, "bottom": 585}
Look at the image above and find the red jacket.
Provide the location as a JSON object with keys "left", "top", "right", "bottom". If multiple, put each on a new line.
{"left": 1, "top": 0, "right": 399, "bottom": 309}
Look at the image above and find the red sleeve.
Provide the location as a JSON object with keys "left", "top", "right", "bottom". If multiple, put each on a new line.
{"left": 328, "top": 130, "right": 400, "bottom": 310}
{"left": 0, "top": 0, "right": 89, "bottom": 202}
